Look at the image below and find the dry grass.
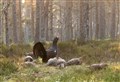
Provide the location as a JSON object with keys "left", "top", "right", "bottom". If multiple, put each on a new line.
{"left": 0, "top": 40, "right": 120, "bottom": 82}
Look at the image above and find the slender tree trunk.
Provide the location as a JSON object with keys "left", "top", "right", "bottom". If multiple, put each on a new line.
{"left": 18, "top": 0, "right": 23, "bottom": 43}
{"left": 110, "top": 0, "right": 116, "bottom": 39}
{"left": 59, "top": 1, "right": 62, "bottom": 41}
{"left": 0, "top": 19, "right": 1, "bottom": 43}
{"left": 79, "top": 0, "right": 89, "bottom": 42}
{"left": 44, "top": 0, "right": 49, "bottom": 40}
{"left": 117, "top": 0, "right": 119, "bottom": 39}
{"left": 89, "top": 2, "right": 93, "bottom": 40}
{"left": 39, "top": 0, "right": 45, "bottom": 41}
{"left": 12, "top": 0, "right": 18, "bottom": 43}
{"left": 99, "top": 2, "right": 106, "bottom": 39}
{"left": 5, "top": 9, "right": 9, "bottom": 45}
{"left": 3, "top": 1, "right": 10, "bottom": 45}
{"left": 49, "top": 0, "right": 53, "bottom": 41}
{"left": 1, "top": 0, "right": 4, "bottom": 43}
{"left": 95, "top": 0, "right": 99, "bottom": 40}
{"left": 35, "top": 0, "right": 40, "bottom": 43}
{"left": 76, "top": 0, "right": 80, "bottom": 42}
{"left": 31, "top": 0, "right": 34, "bottom": 41}
{"left": 65, "top": 0, "right": 73, "bottom": 40}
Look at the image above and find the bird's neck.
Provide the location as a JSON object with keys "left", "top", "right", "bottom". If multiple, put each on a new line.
{"left": 52, "top": 42, "right": 57, "bottom": 45}
{"left": 53, "top": 39, "right": 58, "bottom": 45}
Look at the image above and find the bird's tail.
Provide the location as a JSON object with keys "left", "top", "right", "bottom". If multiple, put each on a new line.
{"left": 33, "top": 42, "right": 47, "bottom": 59}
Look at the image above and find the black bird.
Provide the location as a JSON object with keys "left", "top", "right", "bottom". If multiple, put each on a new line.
{"left": 33, "top": 37, "right": 59, "bottom": 63}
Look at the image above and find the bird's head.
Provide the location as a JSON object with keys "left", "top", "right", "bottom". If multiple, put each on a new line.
{"left": 53, "top": 37, "right": 59, "bottom": 44}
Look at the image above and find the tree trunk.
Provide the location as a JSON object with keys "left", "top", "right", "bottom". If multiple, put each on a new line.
{"left": 12, "top": 0, "right": 18, "bottom": 43}
{"left": 0, "top": 19, "right": 1, "bottom": 43}
{"left": 89, "top": 2, "right": 93, "bottom": 40}
{"left": 31, "top": 0, "right": 34, "bottom": 41}
{"left": 44, "top": 0, "right": 49, "bottom": 40}
{"left": 49, "top": 0, "right": 53, "bottom": 41}
{"left": 1, "top": 0, "right": 4, "bottom": 43}
{"left": 95, "top": 0, "right": 99, "bottom": 40}
{"left": 65, "top": 0, "right": 73, "bottom": 40}
{"left": 40, "top": 0, "right": 45, "bottom": 41}
{"left": 110, "top": 1, "right": 116, "bottom": 39}
{"left": 79, "top": 0, "right": 89, "bottom": 42}
{"left": 18, "top": 0, "right": 23, "bottom": 43}
{"left": 99, "top": 2, "right": 106, "bottom": 39}
{"left": 76, "top": 0, "right": 80, "bottom": 42}
{"left": 117, "top": 0, "right": 119, "bottom": 39}
{"left": 3, "top": 1, "right": 10, "bottom": 45}
{"left": 35, "top": 0, "right": 40, "bottom": 43}
{"left": 59, "top": 1, "right": 62, "bottom": 41}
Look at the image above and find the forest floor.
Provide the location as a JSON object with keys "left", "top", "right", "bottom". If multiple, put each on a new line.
{"left": 0, "top": 40, "right": 120, "bottom": 82}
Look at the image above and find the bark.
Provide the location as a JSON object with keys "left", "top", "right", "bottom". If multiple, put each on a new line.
{"left": 40, "top": 0, "right": 45, "bottom": 41}
{"left": 3, "top": 1, "right": 10, "bottom": 45}
{"left": 99, "top": 2, "right": 106, "bottom": 39}
{"left": 31, "top": 0, "right": 34, "bottom": 41}
{"left": 49, "top": 0, "right": 53, "bottom": 41}
{"left": 95, "top": 0, "right": 99, "bottom": 39}
{"left": 1, "top": 0, "right": 4, "bottom": 43}
{"left": 79, "top": 0, "right": 89, "bottom": 42}
{"left": 0, "top": 1, "right": 1, "bottom": 42}
{"left": 35, "top": 0, "right": 40, "bottom": 43}
{"left": 44, "top": 0, "right": 49, "bottom": 40}
{"left": 110, "top": 0, "right": 116, "bottom": 39}
{"left": 116, "top": 0, "right": 119, "bottom": 39}
{"left": 65, "top": 0, "right": 73, "bottom": 40}
{"left": 12, "top": 0, "right": 18, "bottom": 43}
{"left": 18, "top": 0, "right": 23, "bottom": 43}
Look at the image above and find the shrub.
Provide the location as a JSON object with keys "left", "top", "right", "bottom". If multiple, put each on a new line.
{"left": 0, "top": 44, "right": 32, "bottom": 57}
{"left": 0, "top": 58, "right": 18, "bottom": 76}
{"left": 58, "top": 41, "right": 79, "bottom": 60}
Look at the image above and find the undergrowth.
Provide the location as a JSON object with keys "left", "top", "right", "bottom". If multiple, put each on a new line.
{"left": 0, "top": 58, "right": 18, "bottom": 76}
{"left": 0, "top": 40, "right": 120, "bottom": 82}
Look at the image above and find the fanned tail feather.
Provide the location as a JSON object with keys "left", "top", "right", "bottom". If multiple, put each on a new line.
{"left": 33, "top": 42, "right": 47, "bottom": 59}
